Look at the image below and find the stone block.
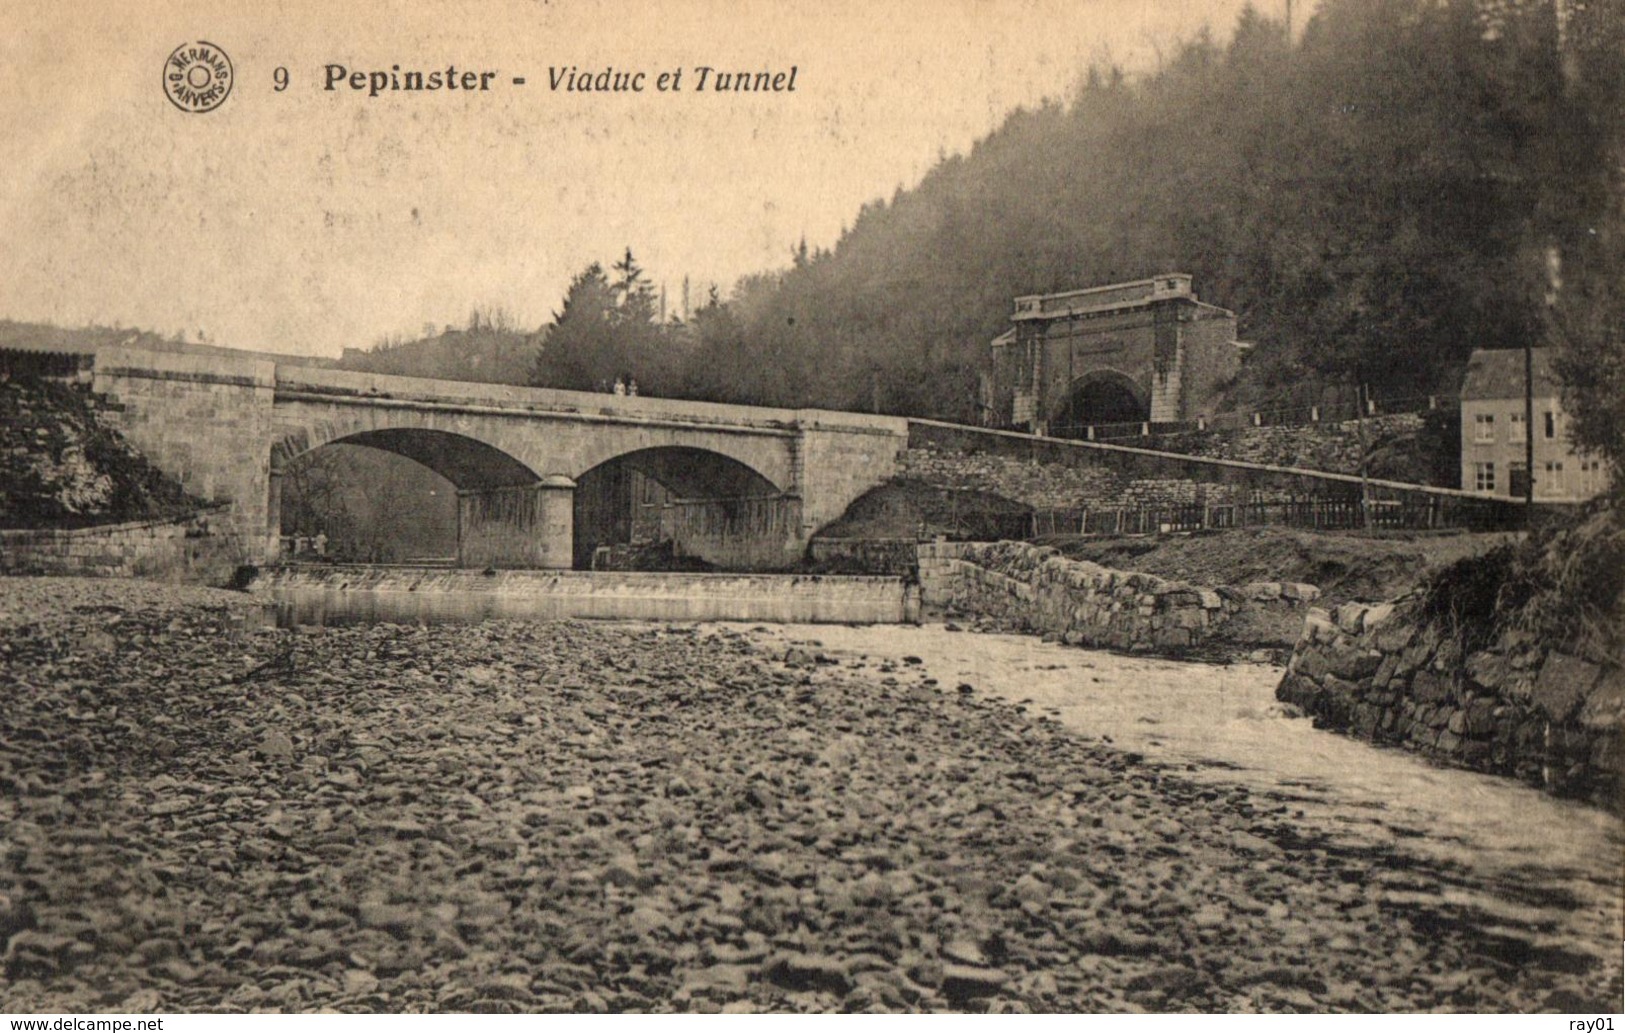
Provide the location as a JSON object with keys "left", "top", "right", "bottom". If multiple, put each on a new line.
{"left": 1373, "top": 653, "right": 1401, "bottom": 689}
{"left": 1578, "top": 666, "right": 1625, "bottom": 730}
{"left": 1302, "top": 608, "right": 1336, "bottom": 644}
{"left": 1353, "top": 703, "right": 1381, "bottom": 738}
{"left": 1241, "top": 581, "right": 1281, "bottom": 601}
{"left": 1292, "top": 647, "right": 1331, "bottom": 682}
{"left": 1173, "top": 608, "right": 1206, "bottom": 630}
{"left": 1335, "top": 603, "right": 1369, "bottom": 634}
{"left": 1360, "top": 602, "right": 1396, "bottom": 631}
{"left": 1196, "top": 589, "right": 1222, "bottom": 610}
{"left": 1324, "top": 674, "right": 1362, "bottom": 703}
{"left": 1465, "top": 699, "right": 1499, "bottom": 737}
{"left": 1281, "top": 582, "right": 1320, "bottom": 603}
{"left": 1531, "top": 652, "right": 1601, "bottom": 723}
{"left": 1328, "top": 646, "right": 1382, "bottom": 682}
{"left": 1464, "top": 650, "right": 1511, "bottom": 693}
{"left": 1155, "top": 627, "right": 1192, "bottom": 649}
{"left": 1411, "top": 670, "right": 1449, "bottom": 704}
{"left": 1591, "top": 729, "right": 1621, "bottom": 775}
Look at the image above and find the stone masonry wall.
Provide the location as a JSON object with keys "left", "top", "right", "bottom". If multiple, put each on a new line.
{"left": 1157, "top": 414, "right": 1426, "bottom": 476}
{"left": 900, "top": 446, "right": 1290, "bottom": 512}
{"left": 1277, "top": 601, "right": 1623, "bottom": 810}
{"left": 917, "top": 540, "right": 1317, "bottom": 656}
{"left": 0, "top": 510, "right": 243, "bottom": 582}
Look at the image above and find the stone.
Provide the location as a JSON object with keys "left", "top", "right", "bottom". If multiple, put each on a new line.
{"left": 1335, "top": 603, "right": 1368, "bottom": 634}
{"left": 1532, "top": 653, "right": 1601, "bottom": 722}
{"left": 941, "top": 964, "right": 1010, "bottom": 1001}
{"left": 1465, "top": 650, "right": 1511, "bottom": 692}
{"left": 1578, "top": 666, "right": 1625, "bottom": 729}
{"left": 942, "top": 937, "right": 988, "bottom": 966}
{"left": 259, "top": 729, "right": 296, "bottom": 761}
{"left": 1281, "top": 583, "right": 1321, "bottom": 603}
{"left": 1360, "top": 602, "right": 1396, "bottom": 630}
{"left": 762, "top": 952, "right": 851, "bottom": 996}
{"left": 1241, "top": 582, "right": 1281, "bottom": 601}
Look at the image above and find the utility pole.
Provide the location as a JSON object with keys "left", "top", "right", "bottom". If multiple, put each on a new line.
{"left": 1355, "top": 381, "right": 1371, "bottom": 529}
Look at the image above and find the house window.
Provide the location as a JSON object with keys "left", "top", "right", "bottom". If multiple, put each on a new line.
{"left": 1508, "top": 411, "right": 1526, "bottom": 443}
{"left": 1473, "top": 413, "right": 1495, "bottom": 443}
{"left": 1474, "top": 462, "right": 1496, "bottom": 493}
{"left": 1579, "top": 459, "right": 1604, "bottom": 496}
{"left": 1544, "top": 410, "right": 1558, "bottom": 439}
{"left": 1542, "top": 460, "right": 1565, "bottom": 496}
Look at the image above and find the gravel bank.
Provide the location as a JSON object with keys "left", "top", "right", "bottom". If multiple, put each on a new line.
{"left": 1, "top": 577, "right": 1617, "bottom": 1012}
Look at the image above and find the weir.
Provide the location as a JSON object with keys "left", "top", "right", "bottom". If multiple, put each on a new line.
{"left": 254, "top": 565, "right": 917, "bottom": 625}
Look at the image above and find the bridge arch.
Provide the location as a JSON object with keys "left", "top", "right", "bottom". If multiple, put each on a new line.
{"left": 271, "top": 429, "right": 548, "bottom": 564}
{"left": 571, "top": 446, "right": 788, "bottom": 570}
{"left": 1048, "top": 368, "right": 1149, "bottom": 437}
{"left": 273, "top": 427, "right": 542, "bottom": 490}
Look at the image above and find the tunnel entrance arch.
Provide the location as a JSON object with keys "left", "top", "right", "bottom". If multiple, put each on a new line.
{"left": 1049, "top": 370, "right": 1149, "bottom": 438}
{"left": 572, "top": 446, "right": 786, "bottom": 570}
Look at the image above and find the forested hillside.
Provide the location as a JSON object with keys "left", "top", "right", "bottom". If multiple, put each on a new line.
{"left": 676, "top": 0, "right": 1620, "bottom": 421}
{"left": 337, "top": 0, "right": 1622, "bottom": 469}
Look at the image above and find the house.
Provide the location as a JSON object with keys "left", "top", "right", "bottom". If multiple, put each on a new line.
{"left": 1460, "top": 348, "right": 1608, "bottom": 500}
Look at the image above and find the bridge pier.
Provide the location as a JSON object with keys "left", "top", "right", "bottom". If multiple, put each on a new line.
{"left": 456, "top": 476, "right": 575, "bottom": 570}
{"left": 265, "top": 470, "right": 284, "bottom": 562}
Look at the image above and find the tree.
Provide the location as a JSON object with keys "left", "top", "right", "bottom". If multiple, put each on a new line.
{"left": 532, "top": 262, "right": 619, "bottom": 391}
{"left": 611, "top": 247, "right": 658, "bottom": 323}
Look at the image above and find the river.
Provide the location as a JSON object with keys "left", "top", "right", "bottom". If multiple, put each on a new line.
{"left": 263, "top": 582, "right": 1623, "bottom": 1001}
{"left": 747, "top": 622, "right": 1624, "bottom": 989}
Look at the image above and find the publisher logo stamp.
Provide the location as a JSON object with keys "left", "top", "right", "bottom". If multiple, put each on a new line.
{"left": 164, "top": 41, "right": 234, "bottom": 113}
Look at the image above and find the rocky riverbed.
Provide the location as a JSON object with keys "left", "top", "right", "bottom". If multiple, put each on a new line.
{"left": 1, "top": 578, "right": 1619, "bottom": 1012}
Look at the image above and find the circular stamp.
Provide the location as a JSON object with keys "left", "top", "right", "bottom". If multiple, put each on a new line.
{"left": 164, "top": 41, "right": 234, "bottom": 113}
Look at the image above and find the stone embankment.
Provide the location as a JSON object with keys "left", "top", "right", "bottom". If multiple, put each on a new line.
{"left": 918, "top": 541, "right": 1316, "bottom": 658}
{"left": 1277, "top": 599, "right": 1623, "bottom": 810}
{"left": 0, "top": 510, "right": 239, "bottom": 581}
{"left": 3, "top": 577, "right": 1616, "bottom": 1012}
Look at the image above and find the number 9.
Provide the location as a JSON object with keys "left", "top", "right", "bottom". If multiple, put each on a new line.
{"left": 273, "top": 67, "right": 289, "bottom": 91}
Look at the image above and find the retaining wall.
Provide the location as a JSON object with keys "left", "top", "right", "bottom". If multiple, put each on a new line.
{"left": 0, "top": 510, "right": 242, "bottom": 581}
{"left": 254, "top": 566, "right": 915, "bottom": 625}
{"left": 805, "top": 537, "right": 920, "bottom": 575}
{"left": 900, "top": 446, "right": 1273, "bottom": 512}
{"left": 1277, "top": 601, "right": 1623, "bottom": 810}
{"left": 917, "top": 540, "right": 1316, "bottom": 655}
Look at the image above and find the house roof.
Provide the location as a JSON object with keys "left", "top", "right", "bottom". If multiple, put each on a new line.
{"left": 1461, "top": 348, "right": 1562, "bottom": 401}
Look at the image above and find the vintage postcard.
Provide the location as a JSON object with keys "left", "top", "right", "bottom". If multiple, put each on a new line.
{"left": 1, "top": 0, "right": 1621, "bottom": 1019}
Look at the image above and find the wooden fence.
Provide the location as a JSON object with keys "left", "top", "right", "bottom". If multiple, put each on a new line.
{"left": 1029, "top": 494, "right": 1523, "bottom": 537}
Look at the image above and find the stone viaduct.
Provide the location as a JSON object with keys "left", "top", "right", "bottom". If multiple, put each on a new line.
{"left": 89, "top": 347, "right": 908, "bottom": 570}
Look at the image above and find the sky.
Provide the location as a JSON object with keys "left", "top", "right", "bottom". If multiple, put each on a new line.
{"left": 1, "top": 0, "right": 1304, "bottom": 358}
